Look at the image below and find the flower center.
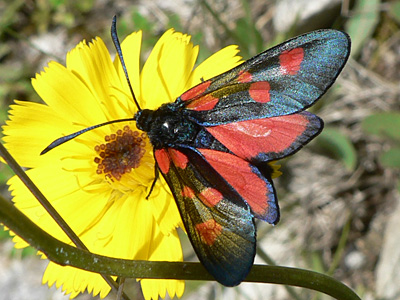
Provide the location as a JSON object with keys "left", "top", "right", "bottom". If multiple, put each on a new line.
{"left": 94, "top": 125, "right": 147, "bottom": 181}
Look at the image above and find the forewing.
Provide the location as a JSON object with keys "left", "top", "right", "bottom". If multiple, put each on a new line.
{"left": 178, "top": 30, "right": 350, "bottom": 125}
{"left": 205, "top": 111, "right": 323, "bottom": 163}
{"left": 154, "top": 146, "right": 276, "bottom": 286}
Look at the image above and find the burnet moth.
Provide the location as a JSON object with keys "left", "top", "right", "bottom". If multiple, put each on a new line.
{"left": 42, "top": 17, "right": 351, "bottom": 286}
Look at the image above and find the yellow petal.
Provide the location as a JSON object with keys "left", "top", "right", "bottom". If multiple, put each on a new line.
{"left": 114, "top": 31, "right": 142, "bottom": 113}
{"left": 2, "top": 100, "right": 87, "bottom": 167}
{"left": 43, "top": 262, "right": 110, "bottom": 298}
{"left": 150, "top": 177, "right": 184, "bottom": 234}
{"left": 187, "top": 45, "right": 242, "bottom": 89}
{"left": 87, "top": 191, "right": 153, "bottom": 259}
{"left": 66, "top": 38, "right": 131, "bottom": 121}
{"left": 140, "top": 29, "right": 199, "bottom": 109}
{"left": 32, "top": 62, "right": 107, "bottom": 126}
{"left": 141, "top": 228, "right": 184, "bottom": 300}
{"left": 8, "top": 167, "right": 109, "bottom": 243}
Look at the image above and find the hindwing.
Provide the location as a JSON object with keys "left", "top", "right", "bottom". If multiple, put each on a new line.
{"left": 205, "top": 111, "right": 323, "bottom": 163}
{"left": 154, "top": 146, "right": 279, "bottom": 286}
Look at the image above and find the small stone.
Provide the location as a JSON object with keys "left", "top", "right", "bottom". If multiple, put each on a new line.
{"left": 344, "top": 250, "right": 366, "bottom": 270}
{"left": 376, "top": 198, "right": 400, "bottom": 299}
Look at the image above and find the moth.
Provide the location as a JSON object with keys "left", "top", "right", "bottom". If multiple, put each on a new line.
{"left": 43, "top": 17, "right": 351, "bottom": 286}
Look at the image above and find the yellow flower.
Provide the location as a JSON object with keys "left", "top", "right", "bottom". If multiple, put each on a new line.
{"left": 2, "top": 28, "right": 242, "bottom": 299}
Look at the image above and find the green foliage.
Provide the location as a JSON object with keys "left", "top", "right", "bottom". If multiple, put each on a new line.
{"left": 362, "top": 112, "right": 400, "bottom": 191}
{"left": 0, "top": 226, "right": 10, "bottom": 240}
{"left": 234, "top": 17, "right": 264, "bottom": 56}
{"left": 0, "top": 164, "right": 13, "bottom": 185}
{"left": 362, "top": 113, "right": 400, "bottom": 169}
{"left": 317, "top": 127, "right": 357, "bottom": 171}
{"left": 346, "top": 0, "right": 380, "bottom": 57}
{"left": 0, "top": 0, "right": 25, "bottom": 32}
{"left": 234, "top": 0, "right": 264, "bottom": 56}
{"left": 167, "top": 14, "right": 183, "bottom": 32}
{"left": 361, "top": 113, "right": 400, "bottom": 141}
{"left": 389, "top": 0, "right": 400, "bottom": 24}
{"left": 380, "top": 148, "right": 400, "bottom": 168}
{"left": 37, "top": 0, "right": 96, "bottom": 29}
{"left": 131, "top": 10, "right": 155, "bottom": 33}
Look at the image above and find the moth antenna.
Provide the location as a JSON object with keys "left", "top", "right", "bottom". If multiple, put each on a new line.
{"left": 111, "top": 15, "right": 142, "bottom": 111}
{"left": 41, "top": 17, "right": 141, "bottom": 155}
{"left": 40, "top": 118, "right": 135, "bottom": 155}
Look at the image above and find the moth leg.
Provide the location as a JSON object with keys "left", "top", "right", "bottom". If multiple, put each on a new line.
{"left": 146, "top": 165, "right": 159, "bottom": 199}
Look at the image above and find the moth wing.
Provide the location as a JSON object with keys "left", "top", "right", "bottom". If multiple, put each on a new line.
{"left": 178, "top": 30, "right": 350, "bottom": 125}
{"left": 154, "top": 145, "right": 277, "bottom": 285}
{"left": 205, "top": 111, "right": 323, "bottom": 163}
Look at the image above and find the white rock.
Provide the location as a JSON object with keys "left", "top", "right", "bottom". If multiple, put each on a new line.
{"left": 273, "top": 0, "right": 342, "bottom": 32}
{"left": 376, "top": 196, "right": 400, "bottom": 299}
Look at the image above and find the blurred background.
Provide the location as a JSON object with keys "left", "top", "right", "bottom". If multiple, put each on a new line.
{"left": 0, "top": 0, "right": 399, "bottom": 299}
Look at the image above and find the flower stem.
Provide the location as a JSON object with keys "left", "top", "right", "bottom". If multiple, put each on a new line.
{"left": 257, "top": 247, "right": 302, "bottom": 300}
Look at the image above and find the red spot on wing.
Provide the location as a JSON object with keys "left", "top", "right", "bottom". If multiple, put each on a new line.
{"left": 249, "top": 81, "right": 271, "bottom": 103}
{"left": 186, "top": 94, "right": 219, "bottom": 111}
{"left": 237, "top": 70, "right": 253, "bottom": 83}
{"left": 155, "top": 149, "right": 170, "bottom": 174}
{"left": 155, "top": 149, "right": 188, "bottom": 173}
{"left": 180, "top": 80, "right": 212, "bottom": 101}
{"left": 199, "top": 149, "right": 270, "bottom": 219}
{"left": 199, "top": 188, "right": 223, "bottom": 208}
{"left": 206, "top": 114, "right": 309, "bottom": 160}
{"left": 170, "top": 149, "right": 189, "bottom": 169}
{"left": 181, "top": 186, "right": 195, "bottom": 199}
{"left": 195, "top": 219, "right": 223, "bottom": 245}
{"left": 279, "top": 47, "right": 304, "bottom": 75}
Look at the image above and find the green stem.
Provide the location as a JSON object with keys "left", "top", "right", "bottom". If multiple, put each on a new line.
{"left": 257, "top": 247, "right": 302, "bottom": 300}
{"left": 240, "top": 0, "right": 263, "bottom": 54}
{"left": 0, "top": 191, "right": 360, "bottom": 300}
{"left": 0, "top": 143, "right": 128, "bottom": 300}
{"left": 328, "top": 215, "right": 351, "bottom": 275}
